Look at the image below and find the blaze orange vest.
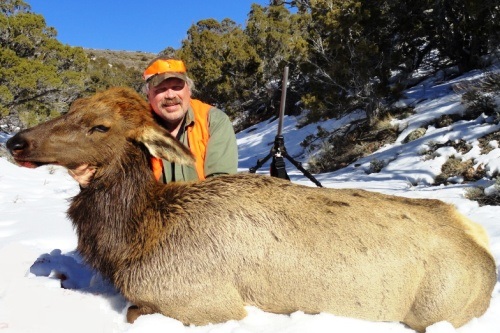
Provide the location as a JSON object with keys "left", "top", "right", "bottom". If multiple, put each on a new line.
{"left": 151, "top": 99, "right": 211, "bottom": 181}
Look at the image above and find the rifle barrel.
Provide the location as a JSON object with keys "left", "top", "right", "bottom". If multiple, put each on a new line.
{"left": 277, "top": 66, "right": 289, "bottom": 137}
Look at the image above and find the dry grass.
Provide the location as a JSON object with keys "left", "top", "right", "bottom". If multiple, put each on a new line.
{"left": 478, "top": 130, "right": 500, "bottom": 154}
{"left": 465, "top": 186, "right": 500, "bottom": 206}
{"left": 435, "top": 156, "right": 485, "bottom": 185}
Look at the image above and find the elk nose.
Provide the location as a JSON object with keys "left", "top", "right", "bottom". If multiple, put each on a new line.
{"left": 6, "top": 135, "right": 28, "bottom": 155}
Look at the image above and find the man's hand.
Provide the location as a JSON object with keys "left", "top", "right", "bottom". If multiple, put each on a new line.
{"left": 68, "top": 164, "right": 96, "bottom": 188}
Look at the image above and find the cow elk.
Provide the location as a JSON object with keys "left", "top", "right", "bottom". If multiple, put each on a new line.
{"left": 7, "top": 87, "right": 497, "bottom": 332}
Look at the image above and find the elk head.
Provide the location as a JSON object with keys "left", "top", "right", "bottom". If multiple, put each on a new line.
{"left": 7, "top": 87, "right": 194, "bottom": 170}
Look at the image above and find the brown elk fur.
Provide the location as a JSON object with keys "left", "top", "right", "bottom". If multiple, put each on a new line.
{"left": 7, "top": 87, "right": 497, "bottom": 332}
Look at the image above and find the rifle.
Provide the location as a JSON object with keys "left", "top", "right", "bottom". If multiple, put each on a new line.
{"left": 249, "top": 66, "right": 323, "bottom": 187}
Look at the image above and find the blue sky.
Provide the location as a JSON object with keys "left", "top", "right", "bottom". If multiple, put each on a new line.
{"left": 28, "top": 0, "right": 270, "bottom": 54}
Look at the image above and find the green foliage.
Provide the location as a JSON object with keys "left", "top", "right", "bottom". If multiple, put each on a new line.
{"left": 244, "top": 3, "right": 309, "bottom": 120}
{"left": 1, "top": 0, "right": 499, "bottom": 141}
{"left": 0, "top": 0, "right": 30, "bottom": 15}
{"left": 85, "top": 56, "right": 144, "bottom": 94}
{"left": 0, "top": 0, "right": 88, "bottom": 128}
{"left": 0, "top": 0, "right": 153, "bottom": 130}
{"left": 288, "top": 0, "right": 499, "bottom": 125}
{"left": 177, "top": 18, "right": 261, "bottom": 118}
{"left": 294, "top": 0, "right": 394, "bottom": 122}
{"left": 429, "top": 0, "right": 500, "bottom": 72}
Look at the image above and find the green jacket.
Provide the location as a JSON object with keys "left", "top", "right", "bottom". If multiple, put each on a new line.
{"left": 159, "top": 105, "right": 238, "bottom": 183}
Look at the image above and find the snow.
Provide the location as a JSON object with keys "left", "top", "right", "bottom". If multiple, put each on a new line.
{"left": 1, "top": 67, "right": 499, "bottom": 332}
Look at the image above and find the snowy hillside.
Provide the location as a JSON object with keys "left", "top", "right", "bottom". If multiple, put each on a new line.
{"left": 0, "top": 66, "right": 499, "bottom": 333}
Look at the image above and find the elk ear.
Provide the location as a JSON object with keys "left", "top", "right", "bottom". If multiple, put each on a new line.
{"left": 136, "top": 126, "right": 195, "bottom": 165}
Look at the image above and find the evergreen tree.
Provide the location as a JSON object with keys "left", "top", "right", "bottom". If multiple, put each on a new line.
{"left": 0, "top": 0, "right": 88, "bottom": 128}
{"left": 293, "top": 0, "right": 390, "bottom": 122}
{"left": 2, "top": 0, "right": 498, "bottom": 131}
{"left": 177, "top": 18, "right": 261, "bottom": 118}
{"left": 245, "top": 3, "right": 308, "bottom": 122}
{"left": 429, "top": 0, "right": 499, "bottom": 72}
{"left": 84, "top": 54, "right": 145, "bottom": 95}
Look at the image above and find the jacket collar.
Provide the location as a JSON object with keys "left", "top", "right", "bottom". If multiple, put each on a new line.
{"left": 184, "top": 103, "right": 196, "bottom": 128}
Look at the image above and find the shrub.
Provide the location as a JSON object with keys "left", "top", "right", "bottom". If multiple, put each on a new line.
{"left": 462, "top": 90, "right": 497, "bottom": 119}
{"left": 435, "top": 156, "right": 484, "bottom": 184}
{"left": 465, "top": 184, "right": 500, "bottom": 206}
{"left": 403, "top": 128, "right": 426, "bottom": 143}
{"left": 307, "top": 119, "right": 398, "bottom": 174}
{"left": 369, "top": 159, "right": 385, "bottom": 173}
{"left": 478, "top": 130, "right": 500, "bottom": 154}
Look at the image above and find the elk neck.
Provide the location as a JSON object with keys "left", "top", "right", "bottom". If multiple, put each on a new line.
{"left": 67, "top": 142, "right": 160, "bottom": 278}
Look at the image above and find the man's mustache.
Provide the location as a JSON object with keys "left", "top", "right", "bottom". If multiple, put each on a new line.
{"left": 162, "top": 97, "right": 182, "bottom": 106}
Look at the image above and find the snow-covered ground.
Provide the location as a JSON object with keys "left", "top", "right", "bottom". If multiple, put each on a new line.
{"left": 0, "top": 67, "right": 499, "bottom": 332}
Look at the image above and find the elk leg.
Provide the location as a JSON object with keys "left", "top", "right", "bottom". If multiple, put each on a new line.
{"left": 126, "top": 304, "right": 154, "bottom": 323}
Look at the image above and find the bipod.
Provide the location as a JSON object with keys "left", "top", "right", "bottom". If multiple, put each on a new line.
{"left": 249, "top": 135, "right": 290, "bottom": 180}
{"left": 269, "top": 135, "right": 289, "bottom": 180}
{"left": 248, "top": 66, "right": 323, "bottom": 187}
{"left": 249, "top": 134, "right": 323, "bottom": 187}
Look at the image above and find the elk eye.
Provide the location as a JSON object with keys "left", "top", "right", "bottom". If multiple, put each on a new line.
{"left": 89, "top": 125, "right": 110, "bottom": 134}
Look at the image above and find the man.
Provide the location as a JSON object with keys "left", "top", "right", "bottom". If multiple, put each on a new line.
{"left": 70, "top": 57, "right": 238, "bottom": 186}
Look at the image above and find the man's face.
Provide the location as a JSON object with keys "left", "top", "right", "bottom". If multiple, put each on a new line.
{"left": 147, "top": 78, "right": 191, "bottom": 126}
